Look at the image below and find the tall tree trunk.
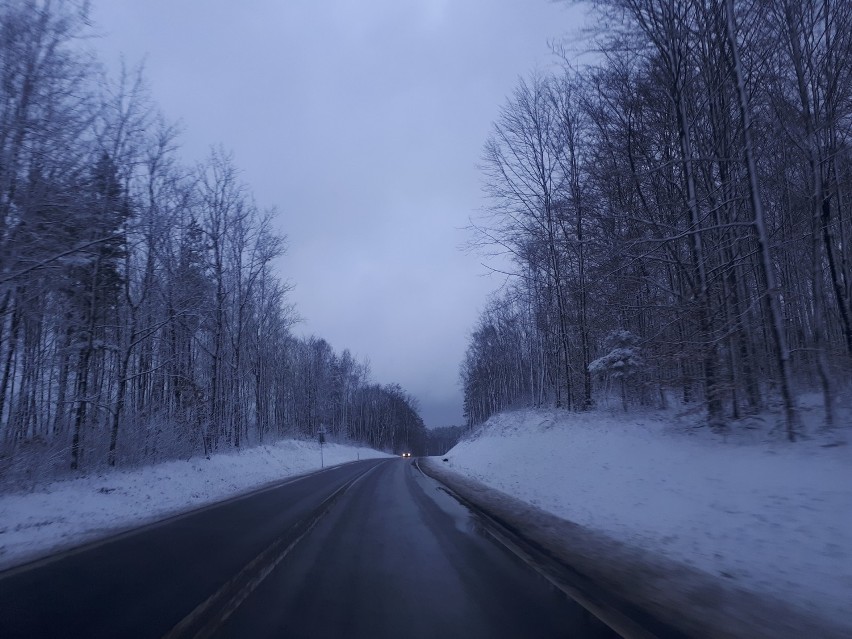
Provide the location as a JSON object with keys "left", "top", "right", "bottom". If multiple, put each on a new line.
{"left": 674, "top": 85, "right": 723, "bottom": 427}
{"left": 726, "top": 0, "right": 799, "bottom": 439}
{"left": 0, "top": 290, "right": 20, "bottom": 432}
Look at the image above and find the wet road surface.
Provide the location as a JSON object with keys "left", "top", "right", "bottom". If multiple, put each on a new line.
{"left": 0, "top": 458, "right": 620, "bottom": 638}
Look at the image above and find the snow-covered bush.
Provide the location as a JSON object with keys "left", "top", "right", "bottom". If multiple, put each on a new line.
{"left": 589, "top": 330, "right": 643, "bottom": 409}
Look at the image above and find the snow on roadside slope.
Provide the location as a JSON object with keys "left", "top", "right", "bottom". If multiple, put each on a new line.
{"left": 441, "top": 406, "right": 852, "bottom": 627}
{"left": 0, "top": 440, "right": 392, "bottom": 571}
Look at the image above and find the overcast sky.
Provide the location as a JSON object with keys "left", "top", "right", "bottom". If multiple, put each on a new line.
{"left": 91, "top": 0, "right": 586, "bottom": 428}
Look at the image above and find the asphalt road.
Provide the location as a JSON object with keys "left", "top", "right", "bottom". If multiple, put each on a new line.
{"left": 0, "top": 458, "right": 620, "bottom": 639}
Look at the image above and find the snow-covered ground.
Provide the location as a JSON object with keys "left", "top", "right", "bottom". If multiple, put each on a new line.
{"left": 440, "top": 399, "right": 852, "bottom": 629}
{"left": 0, "top": 439, "right": 391, "bottom": 571}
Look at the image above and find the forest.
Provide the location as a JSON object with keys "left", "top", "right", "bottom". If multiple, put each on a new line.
{"left": 0, "top": 0, "right": 427, "bottom": 481}
{"left": 462, "top": 0, "right": 852, "bottom": 439}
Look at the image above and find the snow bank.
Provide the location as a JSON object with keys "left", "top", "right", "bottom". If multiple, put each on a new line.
{"left": 0, "top": 440, "right": 391, "bottom": 571}
{"left": 440, "top": 405, "right": 852, "bottom": 630}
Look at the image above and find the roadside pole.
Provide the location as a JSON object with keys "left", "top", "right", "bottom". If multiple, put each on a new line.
{"left": 319, "top": 426, "right": 326, "bottom": 468}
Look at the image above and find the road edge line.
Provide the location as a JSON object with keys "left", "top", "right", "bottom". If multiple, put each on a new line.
{"left": 0, "top": 459, "right": 376, "bottom": 580}
{"left": 418, "top": 458, "right": 668, "bottom": 639}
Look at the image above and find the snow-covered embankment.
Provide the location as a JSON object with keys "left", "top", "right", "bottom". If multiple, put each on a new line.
{"left": 0, "top": 440, "right": 391, "bottom": 571}
{"left": 429, "top": 407, "right": 852, "bottom": 637}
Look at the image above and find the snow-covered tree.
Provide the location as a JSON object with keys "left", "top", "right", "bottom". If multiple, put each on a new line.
{"left": 589, "top": 331, "right": 643, "bottom": 411}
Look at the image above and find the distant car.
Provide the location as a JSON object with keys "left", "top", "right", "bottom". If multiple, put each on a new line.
{"left": 401, "top": 452, "right": 412, "bottom": 457}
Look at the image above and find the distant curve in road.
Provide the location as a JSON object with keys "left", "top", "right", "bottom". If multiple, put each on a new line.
{"left": 0, "top": 458, "right": 619, "bottom": 639}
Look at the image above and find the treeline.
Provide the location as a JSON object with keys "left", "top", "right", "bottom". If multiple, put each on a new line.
{"left": 0, "top": 0, "right": 425, "bottom": 479}
{"left": 463, "top": 0, "right": 852, "bottom": 439}
{"left": 425, "top": 425, "right": 464, "bottom": 456}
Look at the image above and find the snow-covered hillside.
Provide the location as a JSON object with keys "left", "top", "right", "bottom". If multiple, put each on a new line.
{"left": 0, "top": 440, "right": 391, "bottom": 571}
{"left": 440, "top": 402, "right": 852, "bottom": 628}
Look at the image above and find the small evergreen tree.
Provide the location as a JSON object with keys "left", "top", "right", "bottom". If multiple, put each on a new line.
{"left": 589, "top": 330, "right": 643, "bottom": 411}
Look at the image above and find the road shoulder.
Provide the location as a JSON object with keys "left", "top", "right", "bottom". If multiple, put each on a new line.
{"left": 420, "top": 457, "right": 850, "bottom": 639}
